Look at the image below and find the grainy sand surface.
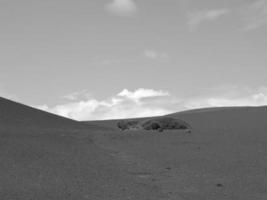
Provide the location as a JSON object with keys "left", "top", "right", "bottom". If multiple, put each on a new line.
{"left": 1, "top": 97, "right": 267, "bottom": 200}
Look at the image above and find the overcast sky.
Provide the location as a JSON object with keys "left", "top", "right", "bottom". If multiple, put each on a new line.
{"left": 1, "top": 0, "right": 267, "bottom": 120}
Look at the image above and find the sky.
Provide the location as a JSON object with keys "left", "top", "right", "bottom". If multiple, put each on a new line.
{"left": 0, "top": 0, "right": 267, "bottom": 120}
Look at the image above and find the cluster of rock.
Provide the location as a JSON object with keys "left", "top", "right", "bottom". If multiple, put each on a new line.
{"left": 117, "top": 117, "right": 191, "bottom": 132}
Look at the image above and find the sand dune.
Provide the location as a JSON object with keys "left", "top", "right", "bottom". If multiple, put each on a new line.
{"left": 0, "top": 97, "right": 267, "bottom": 199}
{"left": 0, "top": 97, "right": 108, "bottom": 130}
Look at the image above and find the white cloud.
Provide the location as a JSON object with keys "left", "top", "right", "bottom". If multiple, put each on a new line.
{"left": 37, "top": 88, "right": 172, "bottom": 121}
{"left": 144, "top": 50, "right": 169, "bottom": 60}
{"left": 106, "top": 0, "right": 137, "bottom": 17}
{"left": 118, "top": 88, "right": 169, "bottom": 103}
{"left": 184, "top": 87, "right": 267, "bottom": 109}
{"left": 144, "top": 50, "right": 157, "bottom": 59}
{"left": 36, "top": 86, "right": 267, "bottom": 121}
{"left": 62, "top": 90, "right": 92, "bottom": 101}
{"left": 187, "top": 9, "right": 229, "bottom": 30}
{"left": 241, "top": 0, "right": 267, "bottom": 31}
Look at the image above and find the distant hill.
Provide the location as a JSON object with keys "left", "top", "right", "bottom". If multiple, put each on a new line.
{"left": 168, "top": 105, "right": 267, "bottom": 132}
{"left": 168, "top": 106, "right": 248, "bottom": 115}
{"left": 84, "top": 106, "right": 267, "bottom": 131}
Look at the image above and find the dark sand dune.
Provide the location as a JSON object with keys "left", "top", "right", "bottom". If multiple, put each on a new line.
{"left": 0, "top": 97, "right": 107, "bottom": 130}
{"left": 1, "top": 97, "right": 267, "bottom": 199}
{"left": 0, "top": 97, "right": 166, "bottom": 200}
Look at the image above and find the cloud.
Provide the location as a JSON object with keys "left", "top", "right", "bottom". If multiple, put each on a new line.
{"left": 241, "top": 0, "right": 267, "bottom": 31}
{"left": 184, "top": 87, "right": 267, "bottom": 109}
{"left": 187, "top": 9, "right": 229, "bottom": 30}
{"left": 62, "top": 90, "right": 92, "bottom": 101}
{"left": 106, "top": 0, "right": 137, "bottom": 17}
{"left": 36, "top": 86, "right": 267, "bottom": 121}
{"left": 144, "top": 50, "right": 169, "bottom": 60}
{"left": 37, "top": 88, "right": 172, "bottom": 121}
{"left": 118, "top": 88, "right": 169, "bottom": 103}
{"left": 144, "top": 50, "right": 157, "bottom": 59}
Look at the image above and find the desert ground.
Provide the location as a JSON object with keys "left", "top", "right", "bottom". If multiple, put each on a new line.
{"left": 1, "top": 96, "right": 267, "bottom": 200}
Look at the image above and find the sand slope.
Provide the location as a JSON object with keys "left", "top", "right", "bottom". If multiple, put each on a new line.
{"left": 0, "top": 97, "right": 107, "bottom": 130}
{"left": 1, "top": 97, "right": 267, "bottom": 199}
{"left": 0, "top": 97, "right": 166, "bottom": 200}
{"left": 91, "top": 107, "right": 267, "bottom": 200}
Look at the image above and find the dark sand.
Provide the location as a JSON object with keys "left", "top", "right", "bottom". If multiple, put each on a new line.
{"left": 1, "top": 97, "right": 267, "bottom": 200}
